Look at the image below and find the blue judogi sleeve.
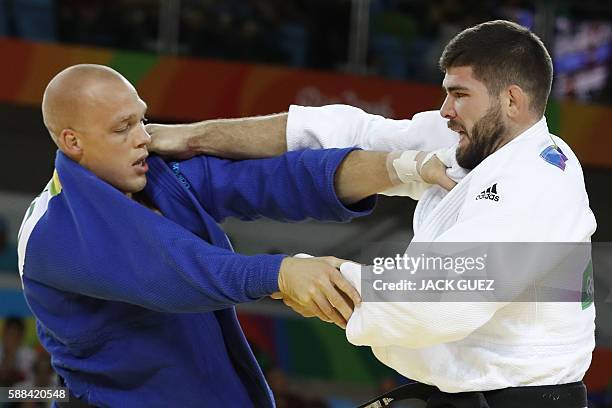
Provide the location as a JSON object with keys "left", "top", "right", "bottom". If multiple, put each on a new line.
{"left": 20, "top": 153, "right": 286, "bottom": 316}
{"left": 20, "top": 149, "right": 375, "bottom": 316}
{"left": 172, "top": 148, "right": 376, "bottom": 223}
{"left": 23, "top": 195, "right": 284, "bottom": 314}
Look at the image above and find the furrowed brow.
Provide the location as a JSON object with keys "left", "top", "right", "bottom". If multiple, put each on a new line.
{"left": 444, "top": 85, "right": 470, "bottom": 94}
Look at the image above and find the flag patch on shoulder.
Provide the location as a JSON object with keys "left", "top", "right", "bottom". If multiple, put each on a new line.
{"left": 540, "top": 145, "right": 568, "bottom": 171}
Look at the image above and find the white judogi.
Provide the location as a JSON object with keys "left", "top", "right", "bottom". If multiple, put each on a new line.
{"left": 287, "top": 104, "right": 596, "bottom": 392}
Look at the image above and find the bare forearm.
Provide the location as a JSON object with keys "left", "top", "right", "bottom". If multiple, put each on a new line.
{"left": 334, "top": 151, "right": 394, "bottom": 205}
{"left": 188, "top": 113, "right": 288, "bottom": 159}
{"left": 147, "top": 113, "right": 288, "bottom": 160}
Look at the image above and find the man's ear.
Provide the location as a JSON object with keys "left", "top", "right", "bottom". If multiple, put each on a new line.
{"left": 57, "top": 129, "right": 83, "bottom": 160}
{"left": 504, "top": 85, "right": 527, "bottom": 119}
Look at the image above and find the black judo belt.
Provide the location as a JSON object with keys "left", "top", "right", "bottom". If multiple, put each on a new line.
{"left": 357, "top": 381, "right": 588, "bottom": 408}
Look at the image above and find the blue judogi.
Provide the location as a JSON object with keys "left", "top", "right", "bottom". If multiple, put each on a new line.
{"left": 17, "top": 148, "right": 375, "bottom": 407}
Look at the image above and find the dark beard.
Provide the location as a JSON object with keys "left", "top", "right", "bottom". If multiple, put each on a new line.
{"left": 454, "top": 103, "right": 507, "bottom": 170}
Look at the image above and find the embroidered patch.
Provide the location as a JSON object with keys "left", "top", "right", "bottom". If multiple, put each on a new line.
{"left": 170, "top": 162, "right": 192, "bottom": 190}
{"left": 540, "top": 145, "right": 568, "bottom": 171}
{"left": 50, "top": 170, "right": 63, "bottom": 196}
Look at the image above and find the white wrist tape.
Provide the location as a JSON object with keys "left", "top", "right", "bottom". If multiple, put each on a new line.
{"left": 387, "top": 150, "right": 423, "bottom": 184}
{"left": 293, "top": 253, "right": 314, "bottom": 259}
{"left": 420, "top": 151, "right": 437, "bottom": 173}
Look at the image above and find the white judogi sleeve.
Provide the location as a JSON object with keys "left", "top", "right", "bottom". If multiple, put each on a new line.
{"left": 286, "top": 105, "right": 458, "bottom": 152}
{"left": 286, "top": 105, "right": 459, "bottom": 199}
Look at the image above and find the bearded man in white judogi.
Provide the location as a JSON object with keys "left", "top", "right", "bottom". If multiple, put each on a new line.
{"left": 146, "top": 20, "right": 595, "bottom": 408}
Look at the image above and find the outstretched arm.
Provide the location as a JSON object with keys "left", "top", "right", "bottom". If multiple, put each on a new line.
{"left": 146, "top": 105, "right": 458, "bottom": 160}
{"left": 334, "top": 150, "right": 391, "bottom": 204}
{"left": 147, "top": 113, "right": 288, "bottom": 160}
{"left": 171, "top": 148, "right": 380, "bottom": 223}
{"left": 336, "top": 150, "right": 456, "bottom": 204}
{"left": 173, "top": 147, "right": 454, "bottom": 224}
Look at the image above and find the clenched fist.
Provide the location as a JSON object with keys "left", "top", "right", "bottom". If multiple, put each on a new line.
{"left": 145, "top": 123, "right": 199, "bottom": 160}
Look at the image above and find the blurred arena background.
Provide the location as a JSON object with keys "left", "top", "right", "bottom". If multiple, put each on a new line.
{"left": 0, "top": 0, "right": 610, "bottom": 407}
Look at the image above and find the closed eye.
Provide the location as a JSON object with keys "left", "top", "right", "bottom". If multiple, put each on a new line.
{"left": 114, "top": 115, "right": 147, "bottom": 133}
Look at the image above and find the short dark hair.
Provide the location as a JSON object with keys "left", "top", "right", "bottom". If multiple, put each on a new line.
{"left": 439, "top": 20, "right": 553, "bottom": 116}
{"left": 3, "top": 316, "right": 25, "bottom": 334}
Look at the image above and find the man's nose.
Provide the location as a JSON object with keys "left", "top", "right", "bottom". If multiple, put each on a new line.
{"left": 440, "top": 96, "right": 456, "bottom": 119}
{"left": 135, "top": 124, "right": 151, "bottom": 148}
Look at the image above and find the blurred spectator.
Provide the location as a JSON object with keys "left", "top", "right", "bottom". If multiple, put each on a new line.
{"left": 266, "top": 366, "right": 311, "bottom": 408}
{"left": 12, "top": 0, "right": 56, "bottom": 41}
{"left": 5, "top": 348, "right": 57, "bottom": 408}
{"left": 369, "top": 0, "right": 418, "bottom": 79}
{"left": 0, "top": 0, "right": 56, "bottom": 41}
{"left": 302, "top": 0, "right": 350, "bottom": 71}
{"left": 266, "top": 366, "right": 329, "bottom": 408}
{"left": 0, "top": 317, "right": 33, "bottom": 387}
{"left": 0, "top": 217, "right": 18, "bottom": 274}
{"left": 0, "top": 1, "right": 9, "bottom": 36}
{"left": 56, "top": 0, "right": 158, "bottom": 51}
{"left": 275, "top": 2, "right": 309, "bottom": 66}
{"left": 18, "top": 347, "right": 55, "bottom": 387}
{"left": 180, "top": 0, "right": 309, "bottom": 65}
{"left": 595, "top": 59, "right": 612, "bottom": 104}
{"left": 4, "top": 0, "right": 608, "bottom": 103}
{"left": 553, "top": 17, "right": 612, "bottom": 102}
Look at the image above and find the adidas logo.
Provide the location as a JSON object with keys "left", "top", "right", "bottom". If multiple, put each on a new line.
{"left": 363, "top": 398, "right": 394, "bottom": 408}
{"left": 475, "top": 183, "right": 499, "bottom": 201}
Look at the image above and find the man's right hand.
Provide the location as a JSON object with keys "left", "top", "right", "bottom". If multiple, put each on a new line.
{"left": 146, "top": 113, "right": 288, "bottom": 160}
{"left": 146, "top": 123, "right": 199, "bottom": 160}
{"left": 275, "top": 256, "right": 361, "bottom": 329}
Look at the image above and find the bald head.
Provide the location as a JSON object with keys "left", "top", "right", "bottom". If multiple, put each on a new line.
{"left": 42, "top": 64, "right": 135, "bottom": 144}
{"left": 40, "top": 64, "right": 151, "bottom": 194}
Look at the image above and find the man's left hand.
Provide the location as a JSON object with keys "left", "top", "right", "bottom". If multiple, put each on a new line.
{"left": 417, "top": 152, "right": 457, "bottom": 191}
